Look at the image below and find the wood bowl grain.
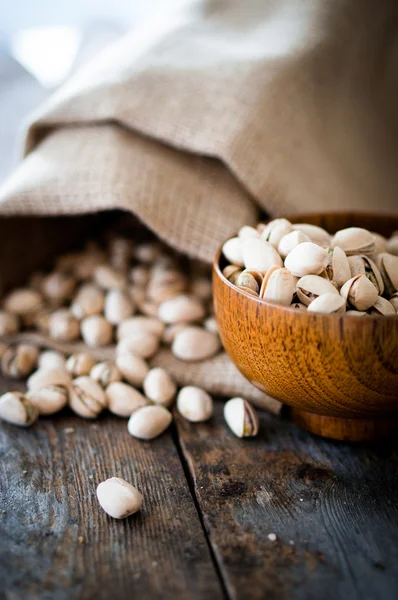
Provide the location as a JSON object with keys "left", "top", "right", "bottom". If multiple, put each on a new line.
{"left": 213, "top": 213, "right": 398, "bottom": 441}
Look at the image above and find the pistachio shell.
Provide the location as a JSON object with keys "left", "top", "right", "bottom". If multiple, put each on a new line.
{"left": 27, "top": 385, "right": 68, "bottom": 416}
{"left": 277, "top": 230, "right": 311, "bottom": 259}
{"left": 104, "top": 290, "right": 135, "bottom": 324}
{"left": 69, "top": 376, "right": 107, "bottom": 419}
{"left": 116, "top": 332, "right": 159, "bottom": 359}
{"left": 96, "top": 477, "right": 142, "bottom": 519}
{"left": 307, "top": 293, "right": 346, "bottom": 314}
{"left": 222, "top": 237, "right": 244, "bottom": 266}
{"left": 296, "top": 275, "right": 339, "bottom": 306}
{"left": 90, "top": 361, "right": 122, "bottom": 387}
{"left": 117, "top": 316, "right": 165, "bottom": 340}
{"left": 115, "top": 352, "right": 149, "bottom": 386}
{"left": 172, "top": 327, "right": 221, "bottom": 361}
{"left": 260, "top": 218, "right": 292, "bottom": 248}
{"left": 242, "top": 238, "right": 283, "bottom": 273}
{"left": 347, "top": 255, "right": 366, "bottom": 278}
{"left": 375, "top": 253, "right": 398, "bottom": 296}
{"left": 325, "top": 246, "right": 351, "bottom": 288}
{"left": 261, "top": 268, "right": 295, "bottom": 306}
{"left": 237, "top": 285, "right": 259, "bottom": 296}
{"left": 368, "top": 296, "right": 396, "bottom": 316}
{"left": 332, "top": 227, "right": 375, "bottom": 255}
{"left": 372, "top": 232, "right": 388, "bottom": 254}
{"left": 340, "top": 275, "right": 378, "bottom": 311}
{"left": 292, "top": 224, "right": 331, "bottom": 247}
{"left": 158, "top": 295, "right": 205, "bottom": 324}
{"left": 27, "top": 367, "right": 72, "bottom": 392}
{"left": 3, "top": 288, "right": 43, "bottom": 316}
{"left": 0, "top": 392, "right": 38, "bottom": 427}
{"left": 389, "top": 293, "right": 398, "bottom": 311}
{"left": 224, "top": 397, "right": 259, "bottom": 438}
{"left": 236, "top": 270, "right": 262, "bottom": 293}
{"left": 127, "top": 405, "right": 172, "bottom": 440}
{"left": 106, "top": 382, "right": 149, "bottom": 418}
{"left": 222, "top": 265, "right": 242, "bottom": 284}
{"left": 80, "top": 315, "right": 113, "bottom": 347}
{"left": 238, "top": 225, "right": 259, "bottom": 240}
{"left": 285, "top": 243, "right": 329, "bottom": 277}
{"left": 177, "top": 386, "right": 213, "bottom": 422}
{"left": 66, "top": 353, "right": 96, "bottom": 377}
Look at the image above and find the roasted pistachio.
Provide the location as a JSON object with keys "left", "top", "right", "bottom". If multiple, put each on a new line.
{"left": 93, "top": 265, "right": 127, "bottom": 290}
{"left": 106, "top": 382, "right": 148, "bottom": 418}
{"left": 69, "top": 376, "right": 107, "bottom": 419}
{"left": 177, "top": 386, "right": 213, "bottom": 422}
{"left": 260, "top": 218, "right": 292, "bottom": 248}
{"left": 49, "top": 309, "right": 80, "bottom": 342}
{"left": 307, "top": 293, "right": 346, "bottom": 315}
{"left": 27, "top": 385, "right": 68, "bottom": 416}
{"left": 375, "top": 253, "right": 398, "bottom": 296}
{"left": 115, "top": 352, "right": 149, "bottom": 387}
{"left": 116, "top": 332, "right": 159, "bottom": 359}
{"left": 41, "top": 271, "right": 76, "bottom": 304}
{"left": 158, "top": 295, "right": 205, "bottom": 324}
{"left": 236, "top": 270, "right": 262, "bottom": 294}
{"left": 325, "top": 247, "right": 351, "bottom": 288}
{"left": 368, "top": 296, "right": 396, "bottom": 316}
{"left": 0, "top": 310, "right": 19, "bottom": 336}
{"left": 80, "top": 315, "right": 113, "bottom": 347}
{"left": 172, "top": 327, "right": 221, "bottom": 361}
{"left": 222, "top": 237, "right": 244, "bottom": 267}
{"left": 238, "top": 225, "right": 259, "bottom": 240}
{"left": 224, "top": 398, "right": 259, "bottom": 438}
{"left": 90, "top": 361, "right": 122, "bottom": 387}
{"left": 296, "top": 275, "right": 339, "bottom": 306}
{"left": 285, "top": 242, "right": 328, "bottom": 277}
{"left": 70, "top": 283, "right": 105, "bottom": 319}
{"left": 143, "top": 368, "right": 177, "bottom": 407}
{"left": 222, "top": 265, "right": 242, "bottom": 284}
{"left": 3, "top": 288, "right": 43, "bottom": 316}
{"left": 27, "top": 367, "right": 71, "bottom": 392}
{"left": 38, "top": 350, "right": 66, "bottom": 371}
{"left": 0, "top": 391, "right": 38, "bottom": 427}
{"left": 66, "top": 353, "right": 96, "bottom": 377}
{"left": 260, "top": 267, "right": 295, "bottom": 306}
{"left": 1, "top": 344, "right": 38, "bottom": 378}
{"left": 242, "top": 238, "right": 283, "bottom": 273}
{"left": 340, "top": 275, "right": 378, "bottom": 311}
{"left": 104, "top": 289, "right": 135, "bottom": 324}
{"left": 292, "top": 223, "right": 331, "bottom": 247}
{"left": 117, "top": 316, "right": 165, "bottom": 340}
{"left": 97, "top": 477, "right": 142, "bottom": 519}
{"left": 127, "top": 405, "right": 172, "bottom": 440}
{"left": 277, "top": 230, "right": 311, "bottom": 259}
{"left": 332, "top": 227, "right": 375, "bottom": 256}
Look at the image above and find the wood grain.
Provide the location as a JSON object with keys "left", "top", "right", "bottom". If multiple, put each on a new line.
{"left": 0, "top": 381, "right": 224, "bottom": 600}
{"left": 175, "top": 403, "right": 398, "bottom": 600}
{"left": 213, "top": 213, "right": 398, "bottom": 440}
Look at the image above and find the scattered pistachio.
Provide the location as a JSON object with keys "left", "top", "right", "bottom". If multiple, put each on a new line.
{"left": 104, "top": 289, "right": 135, "bottom": 325}
{"left": 172, "top": 326, "right": 221, "bottom": 361}
{"left": 90, "top": 361, "right": 122, "bottom": 387}
{"left": 70, "top": 283, "right": 105, "bottom": 319}
{"left": 116, "top": 332, "right": 159, "bottom": 359}
{"left": 27, "top": 385, "right": 68, "bottom": 416}
{"left": 115, "top": 352, "right": 149, "bottom": 387}
{"left": 143, "top": 368, "right": 177, "bottom": 407}
{"left": 66, "top": 353, "right": 96, "bottom": 377}
{"left": 1, "top": 344, "right": 38, "bottom": 379}
{"left": 96, "top": 477, "right": 142, "bottom": 519}
{"left": 3, "top": 288, "right": 43, "bottom": 316}
{"left": 224, "top": 397, "right": 259, "bottom": 438}
{"left": 0, "top": 391, "right": 38, "bottom": 427}
{"left": 127, "top": 405, "right": 172, "bottom": 440}
{"left": 38, "top": 350, "right": 66, "bottom": 371}
{"left": 69, "top": 376, "right": 107, "bottom": 419}
{"left": 117, "top": 316, "right": 165, "bottom": 340}
{"left": 158, "top": 295, "right": 205, "bottom": 324}
{"left": 49, "top": 309, "right": 80, "bottom": 342}
{"left": 176, "top": 386, "right": 213, "bottom": 422}
{"left": 106, "top": 382, "right": 149, "bottom": 418}
{"left": 27, "top": 367, "right": 71, "bottom": 392}
{"left": 80, "top": 315, "right": 113, "bottom": 347}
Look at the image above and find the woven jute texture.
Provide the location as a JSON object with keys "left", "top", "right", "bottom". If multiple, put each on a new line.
{"left": 0, "top": 0, "right": 397, "bottom": 412}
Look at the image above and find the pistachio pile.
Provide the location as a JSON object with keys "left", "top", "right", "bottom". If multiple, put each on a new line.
{"left": 222, "top": 221, "right": 398, "bottom": 315}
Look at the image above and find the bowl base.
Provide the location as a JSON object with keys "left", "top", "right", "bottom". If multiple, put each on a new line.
{"left": 290, "top": 408, "right": 398, "bottom": 442}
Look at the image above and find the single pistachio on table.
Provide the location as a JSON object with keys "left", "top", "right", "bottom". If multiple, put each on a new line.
{"left": 324, "top": 246, "right": 351, "bottom": 288}
{"left": 38, "top": 350, "right": 66, "bottom": 371}
{"left": 260, "top": 218, "right": 293, "bottom": 248}
{"left": 224, "top": 398, "right": 259, "bottom": 438}
{"left": 332, "top": 227, "right": 376, "bottom": 256}
{"left": 41, "top": 271, "right": 76, "bottom": 305}
{"left": 117, "top": 316, "right": 165, "bottom": 340}
{"left": 49, "top": 308, "right": 80, "bottom": 342}
{"left": 222, "top": 265, "right": 242, "bottom": 285}
{"left": 80, "top": 315, "right": 113, "bottom": 347}
{"left": 116, "top": 331, "right": 159, "bottom": 359}
{"left": 374, "top": 253, "right": 398, "bottom": 296}
{"left": 260, "top": 267, "right": 295, "bottom": 306}
{"left": 115, "top": 352, "right": 149, "bottom": 387}
{"left": 0, "top": 310, "right": 19, "bottom": 336}
{"left": 284, "top": 242, "right": 329, "bottom": 277}
{"left": 340, "top": 275, "right": 378, "bottom": 311}
{"left": 296, "top": 275, "right": 339, "bottom": 306}
{"left": 70, "top": 283, "right": 105, "bottom": 319}
{"left": 292, "top": 223, "right": 331, "bottom": 247}
{"left": 27, "top": 385, "right": 69, "bottom": 416}
{"left": 368, "top": 296, "right": 396, "bottom": 316}
{"left": 242, "top": 238, "right": 283, "bottom": 273}
{"left": 143, "top": 368, "right": 177, "bottom": 407}
{"left": 106, "top": 382, "right": 149, "bottom": 418}
{"left": 1, "top": 344, "right": 38, "bottom": 378}
{"left": 3, "top": 288, "right": 43, "bottom": 317}
{"left": 27, "top": 367, "right": 72, "bottom": 392}
{"left": 97, "top": 477, "right": 143, "bottom": 519}
{"left": 238, "top": 225, "right": 259, "bottom": 240}
{"left": 93, "top": 265, "right": 127, "bottom": 290}
{"left": 104, "top": 289, "right": 135, "bottom": 324}
{"left": 172, "top": 326, "right": 221, "bottom": 361}
{"left": 176, "top": 386, "right": 213, "bottom": 422}
{"left": 66, "top": 353, "right": 96, "bottom": 377}
{"left": 307, "top": 293, "right": 346, "bottom": 315}
{"left": 221, "top": 237, "right": 244, "bottom": 267}
{"left": 69, "top": 376, "right": 107, "bottom": 419}
{"left": 157, "top": 295, "right": 205, "bottom": 324}
{"left": 90, "top": 361, "right": 122, "bottom": 387}
{"left": 277, "top": 230, "right": 311, "bottom": 259}
{"left": 127, "top": 405, "right": 172, "bottom": 440}
{"left": 0, "top": 391, "right": 38, "bottom": 427}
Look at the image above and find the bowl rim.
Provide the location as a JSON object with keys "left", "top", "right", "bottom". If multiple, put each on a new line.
{"left": 213, "top": 226, "right": 398, "bottom": 320}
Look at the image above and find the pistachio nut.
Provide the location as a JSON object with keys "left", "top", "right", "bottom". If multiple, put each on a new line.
{"left": 162, "top": 323, "right": 188, "bottom": 345}
{"left": 80, "top": 315, "right": 113, "bottom": 347}
{"left": 292, "top": 223, "right": 331, "bottom": 247}
{"left": 106, "top": 382, "right": 149, "bottom": 418}
{"left": 332, "top": 227, "right": 376, "bottom": 255}
{"left": 49, "top": 309, "right": 80, "bottom": 342}
{"left": 190, "top": 277, "right": 213, "bottom": 301}
{"left": 236, "top": 270, "right": 263, "bottom": 294}
{"left": 176, "top": 386, "right": 213, "bottom": 422}
{"left": 27, "top": 367, "right": 72, "bottom": 392}
{"left": 307, "top": 293, "right": 346, "bottom": 315}
{"left": 285, "top": 242, "right": 329, "bottom": 277}
{"left": 203, "top": 316, "right": 218, "bottom": 334}
{"left": 0, "top": 392, "right": 38, "bottom": 427}
{"left": 238, "top": 225, "right": 259, "bottom": 240}
{"left": 224, "top": 397, "right": 259, "bottom": 438}
{"left": 389, "top": 293, "right": 398, "bottom": 312}
{"left": 158, "top": 295, "right": 205, "bottom": 324}
{"left": 69, "top": 376, "right": 107, "bottom": 419}
{"left": 93, "top": 265, "right": 127, "bottom": 290}
{"left": 372, "top": 232, "right": 388, "bottom": 254}
{"left": 27, "top": 385, "right": 68, "bottom": 416}
{"left": 41, "top": 271, "right": 76, "bottom": 304}
{"left": 172, "top": 326, "right": 221, "bottom": 361}
{"left": 374, "top": 253, "right": 398, "bottom": 296}
{"left": 277, "top": 230, "right": 311, "bottom": 259}
{"left": 387, "top": 233, "right": 398, "bottom": 256}
{"left": 115, "top": 352, "right": 150, "bottom": 387}
{"left": 222, "top": 265, "right": 242, "bottom": 285}
{"left": 0, "top": 310, "right": 19, "bottom": 336}
{"left": 347, "top": 255, "right": 366, "bottom": 278}
{"left": 96, "top": 477, "right": 142, "bottom": 519}
{"left": 117, "top": 316, "right": 165, "bottom": 340}
{"left": 3, "top": 288, "right": 43, "bottom": 316}
{"left": 222, "top": 237, "right": 244, "bottom": 267}
{"left": 340, "top": 275, "right": 378, "bottom": 311}
{"left": 66, "top": 353, "right": 96, "bottom": 377}
{"left": 129, "top": 265, "right": 150, "bottom": 287}
{"left": 127, "top": 405, "right": 172, "bottom": 440}
{"left": 242, "top": 238, "right": 283, "bottom": 273}
{"left": 368, "top": 296, "right": 396, "bottom": 316}
{"left": 325, "top": 246, "right": 351, "bottom": 288}
{"left": 143, "top": 368, "right": 177, "bottom": 407}
{"left": 38, "top": 351, "right": 67, "bottom": 371}
{"left": 70, "top": 283, "right": 105, "bottom": 319}
{"left": 260, "top": 218, "right": 293, "bottom": 248}
{"left": 260, "top": 267, "right": 295, "bottom": 306}
{"left": 1, "top": 344, "right": 38, "bottom": 379}
{"left": 116, "top": 331, "right": 159, "bottom": 359}
{"left": 90, "top": 361, "right": 122, "bottom": 387}
{"left": 104, "top": 289, "right": 135, "bottom": 325}
{"left": 296, "top": 275, "right": 340, "bottom": 306}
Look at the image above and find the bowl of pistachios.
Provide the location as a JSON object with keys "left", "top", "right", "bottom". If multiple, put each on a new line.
{"left": 213, "top": 213, "right": 398, "bottom": 441}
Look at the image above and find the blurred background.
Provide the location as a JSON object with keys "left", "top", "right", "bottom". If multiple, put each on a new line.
{"left": 0, "top": 0, "right": 192, "bottom": 181}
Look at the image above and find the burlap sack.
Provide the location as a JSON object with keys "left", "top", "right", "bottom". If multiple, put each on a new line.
{"left": 0, "top": 0, "right": 397, "bottom": 413}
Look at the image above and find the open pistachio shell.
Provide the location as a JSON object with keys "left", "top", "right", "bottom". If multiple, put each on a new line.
{"left": 236, "top": 270, "right": 262, "bottom": 293}
{"left": 307, "top": 293, "right": 346, "bottom": 315}
{"left": 261, "top": 268, "right": 295, "bottom": 306}
{"left": 325, "top": 246, "right": 351, "bottom": 288}
{"left": 375, "top": 253, "right": 398, "bottom": 296}
{"left": 348, "top": 255, "right": 366, "bottom": 278}
{"left": 368, "top": 296, "right": 396, "bottom": 316}
{"left": 222, "top": 265, "right": 242, "bottom": 285}
{"left": 340, "top": 275, "right": 378, "bottom": 311}
{"left": 332, "top": 227, "right": 376, "bottom": 256}
{"left": 296, "top": 275, "right": 339, "bottom": 306}
{"left": 285, "top": 243, "right": 329, "bottom": 278}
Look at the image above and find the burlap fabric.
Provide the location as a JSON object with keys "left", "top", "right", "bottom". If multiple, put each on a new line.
{"left": 0, "top": 0, "right": 397, "bottom": 412}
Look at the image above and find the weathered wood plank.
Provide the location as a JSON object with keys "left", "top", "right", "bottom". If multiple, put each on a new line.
{"left": 0, "top": 380, "right": 224, "bottom": 600}
{"left": 176, "top": 403, "right": 398, "bottom": 600}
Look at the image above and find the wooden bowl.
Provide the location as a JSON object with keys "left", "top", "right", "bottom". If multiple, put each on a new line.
{"left": 213, "top": 213, "right": 398, "bottom": 441}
